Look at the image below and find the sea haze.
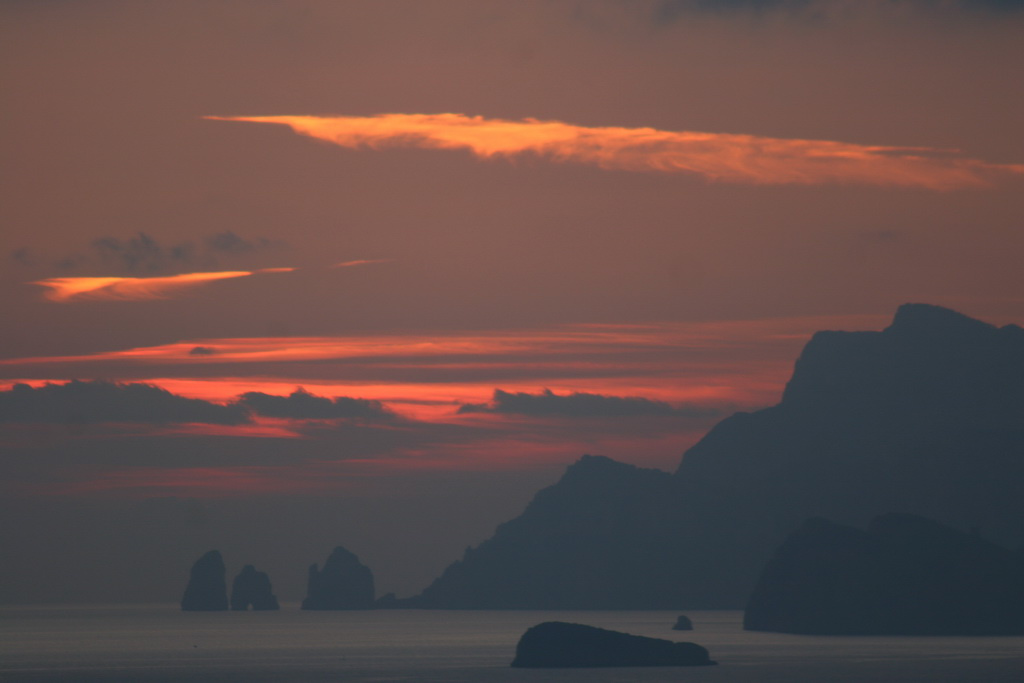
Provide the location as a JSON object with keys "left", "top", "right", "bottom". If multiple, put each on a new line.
{"left": 2, "top": 606, "right": 1023, "bottom": 682}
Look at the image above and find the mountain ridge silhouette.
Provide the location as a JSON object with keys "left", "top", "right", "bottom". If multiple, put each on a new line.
{"left": 411, "top": 304, "right": 1024, "bottom": 608}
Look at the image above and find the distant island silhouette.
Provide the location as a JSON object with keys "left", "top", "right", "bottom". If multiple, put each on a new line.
{"left": 744, "top": 513, "right": 1024, "bottom": 635}
{"left": 405, "top": 304, "right": 1024, "bottom": 609}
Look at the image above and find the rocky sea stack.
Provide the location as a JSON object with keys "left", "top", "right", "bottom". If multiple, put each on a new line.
{"left": 302, "top": 546, "right": 375, "bottom": 610}
{"left": 181, "top": 550, "right": 228, "bottom": 611}
{"left": 671, "top": 615, "right": 693, "bottom": 631}
{"left": 230, "top": 565, "right": 280, "bottom": 611}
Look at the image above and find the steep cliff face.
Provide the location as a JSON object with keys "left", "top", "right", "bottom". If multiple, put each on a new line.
{"left": 678, "top": 303, "right": 1024, "bottom": 547}
{"left": 412, "top": 304, "right": 1024, "bottom": 609}
{"left": 781, "top": 303, "right": 1024, "bottom": 425}
{"left": 671, "top": 304, "right": 1024, "bottom": 604}
{"left": 302, "top": 546, "right": 375, "bottom": 610}
{"left": 744, "top": 513, "right": 1024, "bottom": 635}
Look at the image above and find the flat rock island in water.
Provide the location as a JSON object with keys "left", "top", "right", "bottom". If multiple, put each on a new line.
{"left": 510, "top": 621, "right": 716, "bottom": 668}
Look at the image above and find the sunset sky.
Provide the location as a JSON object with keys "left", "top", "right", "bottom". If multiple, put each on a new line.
{"left": 2, "top": 0, "right": 1022, "bottom": 603}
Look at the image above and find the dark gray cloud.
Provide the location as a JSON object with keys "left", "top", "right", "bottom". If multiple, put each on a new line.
{"left": 654, "top": 0, "right": 818, "bottom": 21}
{"left": 458, "top": 388, "right": 722, "bottom": 418}
{"left": 188, "top": 346, "right": 218, "bottom": 356}
{"left": 237, "top": 388, "right": 393, "bottom": 420}
{"left": 0, "top": 381, "right": 397, "bottom": 425}
{"left": 20, "top": 230, "right": 285, "bottom": 275}
{"left": 91, "top": 232, "right": 179, "bottom": 273}
{"left": 0, "top": 380, "right": 248, "bottom": 425}
{"left": 654, "top": 0, "right": 1023, "bottom": 21}
{"left": 54, "top": 254, "right": 88, "bottom": 271}
{"left": 10, "top": 247, "right": 34, "bottom": 266}
{"left": 675, "top": 0, "right": 810, "bottom": 9}
{"left": 959, "top": 0, "right": 1024, "bottom": 10}
{"left": 205, "top": 230, "right": 281, "bottom": 254}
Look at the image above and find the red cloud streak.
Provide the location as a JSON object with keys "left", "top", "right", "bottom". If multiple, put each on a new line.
{"left": 206, "top": 113, "right": 1024, "bottom": 189}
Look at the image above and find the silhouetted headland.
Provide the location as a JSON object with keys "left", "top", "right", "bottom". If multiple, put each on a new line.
{"left": 744, "top": 513, "right": 1024, "bottom": 635}
{"left": 412, "top": 304, "right": 1024, "bottom": 609}
{"left": 181, "top": 550, "right": 228, "bottom": 611}
{"left": 411, "top": 454, "right": 679, "bottom": 609}
{"left": 302, "top": 546, "right": 375, "bottom": 610}
{"left": 230, "top": 564, "right": 280, "bottom": 611}
{"left": 510, "top": 621, "right": 716, "bottom": 668}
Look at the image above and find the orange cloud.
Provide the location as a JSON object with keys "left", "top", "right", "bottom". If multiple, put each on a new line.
{"left": 30, "top": 268, "right": 294, "bottom": 302}
{"left": 206, "top": 113, "right": 1024, "bottom": 189}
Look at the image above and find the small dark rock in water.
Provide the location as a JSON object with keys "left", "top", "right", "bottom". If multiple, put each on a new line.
{"left": 671, "top": 615, "right": 693, "bottom": 631}
{"left": 230, "top": 565, "right": 280, "bottom": 611}
{"left": 510, "top": 621, "right": 716, "bottom": 668}
{"left": 302, "top": 546, "right": 375, "bottom": 610}
{"left": 181, "top": 550, "right": 228, "bottom": 611}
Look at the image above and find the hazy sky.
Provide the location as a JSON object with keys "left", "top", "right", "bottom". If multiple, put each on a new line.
{"left": 1, "top": 0, "right": 1022, "bottom": 603}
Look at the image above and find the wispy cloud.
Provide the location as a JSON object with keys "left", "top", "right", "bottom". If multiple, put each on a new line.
{"left": 30, "top": 268, "right": 294, "bottom": 302}
{"left": 206, "top": 113, "right": 1024, "bottom": 189}
{"left": 332, "top": 259, "right": 392, "bottom": 268}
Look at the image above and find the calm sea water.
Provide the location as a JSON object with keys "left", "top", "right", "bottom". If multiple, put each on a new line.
{"left": 2, "top": 605, "right": 1023, "bottom": 682}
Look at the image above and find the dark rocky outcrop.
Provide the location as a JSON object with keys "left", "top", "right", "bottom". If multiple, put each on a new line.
{"left": 744, "top": 513, "right": 1024, "bottom": 635}
{"left": 230, "top": 564, "right": 280, "bottom": 611}
{"left": 510, "top": 621, "right": 715, "bottom": 668}
{"left": 302, "top": 546, "right": 375, "bottom": 610}
{"left": 412, "top": 304, "right": 1024, "bottom": 609}
{"left": 671, "top": 615, "right": 693, "bottom": 631}
{"left": 180, "top": 550, "right": 228, "bottom": 611}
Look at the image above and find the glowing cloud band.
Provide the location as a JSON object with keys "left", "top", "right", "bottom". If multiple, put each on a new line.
{"left": 206, "top": 113, "right": 1024, "bottom": 189}
{"left": 32, "top": 268, "right": 295, "bottom": 302}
